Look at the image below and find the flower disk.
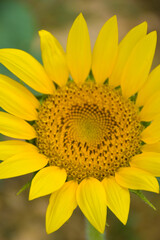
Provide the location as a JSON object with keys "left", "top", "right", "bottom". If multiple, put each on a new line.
{"left": 35, "top": 82, "right": 143, "bottom": 182}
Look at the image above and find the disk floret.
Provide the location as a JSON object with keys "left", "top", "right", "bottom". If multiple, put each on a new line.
{"left": 35, "top": 83, "right": 142, "bottom": 182}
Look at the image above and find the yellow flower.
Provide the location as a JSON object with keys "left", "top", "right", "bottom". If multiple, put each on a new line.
{"left": 0, "top": 13, "right": 159, "bottom": 234}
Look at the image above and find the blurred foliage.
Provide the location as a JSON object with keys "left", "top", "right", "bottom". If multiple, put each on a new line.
{"left": 0, "top": 0, "right": 36, "bottom": 50}
{"left": 35, "top": 0, "right": 78, "bottom": 29}
{"left": 0, "top": 0, "right": 37, "bottom": 77}
{"left": 106, "top": 0, "right": 141, "bottom": 18}
{"left": 108, "top": 215, "right": 141, "bottom": 240}
{"left": 137, "top": 0, "right": 160, "bottom": 15}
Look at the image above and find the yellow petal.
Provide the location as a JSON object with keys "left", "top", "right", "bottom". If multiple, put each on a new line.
{"left": 0, "top": 48, "right": 55, "bottom": 94}
{"left": 115, "top": 167, "right": 159, "bottom": 193}
{"left": 142, "top": 142, "right": 160, "bottom": 153}
{"left": 39, "top": 30, "right": 69, "bottom": 87}
{"left": 109, "top": 22, "right": 147, "bottom": 87}
{"left": 0, "top": 112, "right": 36, "bottom": 140}
{"left": 92, "top": 15, "right": 118, "bottom": 84}
{"left": 0, "top": 152, "right": 48, "bottom": 179}
{"left": 141, "top": 118, "right": 160, "bottom": 144}
{"left": 139, "top": 91, "right": 160, "bottom": 121}
{"left": 29, "top": 166, "right": 67, "bottom": 200}
{"left": 136, "top": 65, "right": 160, "bottom": 106}
{"left": 131, "top": 152, "right": 160, "bottom": 176}
{"left": 76, "top": 177, "right": 107, "bottom": 233}
{"left": 121, "top": 31, "right": 157, "bottom": 98}
{"left": 102, "top": 177, "right": 130, "bottom": 225}
{"left": 46, "top": 181, "right": 78, "bottom": 234}
{"left": 0, "top": 140, "right": 37, "bottom": 160}
{"left": 67, "top": 13, "right": 91, "bottom": 84}
{"left": 0, "top": 74, "right": 39, "bottom": 120}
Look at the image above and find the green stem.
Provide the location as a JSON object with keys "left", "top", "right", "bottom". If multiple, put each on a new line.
{"left": 85, "top": 219, "right": 106, "bottom": 240}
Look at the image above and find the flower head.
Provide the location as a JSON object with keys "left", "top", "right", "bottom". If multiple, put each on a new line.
{"left": 0, "top": 14, "right": 159, "bottom": 234}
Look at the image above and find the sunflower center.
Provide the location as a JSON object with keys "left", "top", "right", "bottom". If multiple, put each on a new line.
{"left": 35, "top": 82, "right": 143, "bottom": 182}
{"left": 66, "top": 104, "right": 109, "bottom": 145}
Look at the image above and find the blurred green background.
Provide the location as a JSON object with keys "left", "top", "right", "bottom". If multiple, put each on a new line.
{"left": 0, "top": 0, "right": 160, "bottom": 239}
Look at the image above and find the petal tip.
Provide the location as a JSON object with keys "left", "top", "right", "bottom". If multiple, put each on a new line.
{"left": 108, "top": 15, "right": 118, "bottom": 27}
{"left": 104, "top": 15, "right": 118, "bottom": 27}
{"left": 121, "top": 216, "right": 128, "bottom": 225}
{"left": 46, "top": 224, "right": 52, "bottom": 235}
{"left": 74, "top": 12, "right": 86, "bottom": 24}
{"left": 38, "top": 29, "right": 47, "bottom": 36}
{"left": 112, "top": 15, "right": 117, "bottom": 22}
{"left": 148, "top": 30, "right": 157, "bottom": 43}
{"left": 28, "top": 194, "right": 33, "bottom": 201}
{"left": 28, "top": 189, "right": 36, "bottom": 201}
{"left": 98, "top": 225, "right": 105, "bottom": 234}
{"left": 140, "top": 21, "right": 148, "bottom": 31}
{"left": 77, "top": 12, "right": 84, "bottom": 20}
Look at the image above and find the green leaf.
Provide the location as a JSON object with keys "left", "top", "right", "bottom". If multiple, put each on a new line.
{"left": 36, "top": 94, "right": 48, "bottom": 104}
{"left": 130, "top": 189, "right": 156, "bottom": 210}
{"left": 17, "top": 172, "right": 37, "bottom": 195}
{"left": 17, "top": 181, "right": 31, "bottom": 196}
{"left": 129, "top": 92, "right": 138, "bottom": 102}
{"left": 141, "top": 121, "right": 151, "bottom": 128}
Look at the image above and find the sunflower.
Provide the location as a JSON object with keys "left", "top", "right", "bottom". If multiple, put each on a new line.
{"left": 0, "top": 13, "right": 160, "bottom": 234}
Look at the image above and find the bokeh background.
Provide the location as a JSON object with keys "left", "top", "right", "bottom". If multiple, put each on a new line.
{"left": 0, "top": 0, "right": 160, "bottom": 239}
